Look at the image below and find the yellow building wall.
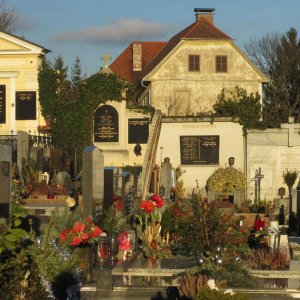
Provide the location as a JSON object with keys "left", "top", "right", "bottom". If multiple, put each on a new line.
{"left": 0, "top": 42, "right": 45, "bottom": 135}
{"left": 147, "top": 40, "right": 264, "bottom": 115}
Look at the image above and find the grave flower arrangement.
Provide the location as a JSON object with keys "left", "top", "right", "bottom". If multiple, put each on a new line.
{"left": 59, "top": 216, "right": 104, "bottom": 247}
{"left": 135, "top": 194, "right": 170, "bottom": 259}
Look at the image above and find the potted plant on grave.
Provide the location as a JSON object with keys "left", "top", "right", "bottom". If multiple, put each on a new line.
{"left": 98, "top": 194, "right": 128, "bottom": 264}
{"left": 135, "top": 194, "right": 170, "bottom": 261}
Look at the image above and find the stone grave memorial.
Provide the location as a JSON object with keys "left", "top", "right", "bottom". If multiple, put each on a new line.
{"left": 0, "top": 144, "right": 11, "bottom": 224}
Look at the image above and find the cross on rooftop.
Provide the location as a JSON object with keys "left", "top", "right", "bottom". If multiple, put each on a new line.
{"left": 101, "top": 53, "right": 112, "bottom": 68}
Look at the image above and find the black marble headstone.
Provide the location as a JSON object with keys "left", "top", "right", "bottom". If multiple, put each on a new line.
{"left": 94, "top": 105, "right": 119, "bottom": 142}
{"left": 128, "top": 118, "right": 149, "bottom": 144}
{"left": 103, "top": 169, "right": 114, "bottom": 210}
{"left": 0, "top": 85, "right": 6, "bottom": 124}
{"left": 180, "top": 135, "right": 219, "bottom": 165}
{"left": 16, "top": 91, "right": 36, "bottom": 120}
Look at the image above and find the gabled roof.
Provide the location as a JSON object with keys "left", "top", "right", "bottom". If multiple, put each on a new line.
{"left": 109, "top": 41, "right": 166, "bottom": 83}
{"left": 110, "top": 17, "right": 232, "bottom": 83}
{"left": 0, "top": 30, "right": 51, "bottom": 54}
{"left": 143, "top": 17, "right": 231, "bottom": 78}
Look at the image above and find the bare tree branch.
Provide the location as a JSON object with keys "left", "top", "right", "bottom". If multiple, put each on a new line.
{"left": 0, "top": 0, "right": 16, "bottom": 32}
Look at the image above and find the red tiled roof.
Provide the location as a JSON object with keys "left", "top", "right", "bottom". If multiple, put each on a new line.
{"left": 110, "top": 17, "right": 232, "bottom": 83}
{"left": 109, "top": 41, "right": 166, "bottom": 83}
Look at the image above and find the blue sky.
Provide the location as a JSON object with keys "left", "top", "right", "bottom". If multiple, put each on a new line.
{"left": 8, "top": 0, "right": 300, "bottom": 77}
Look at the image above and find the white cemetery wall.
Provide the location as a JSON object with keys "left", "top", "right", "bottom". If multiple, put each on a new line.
{"left": 247, "top": 125, "right": 300, "bottom": 203}
{"left": 157, "top": 118, "right": 244, "bottom": 197}
{"left": 94, "top": 100, "right": 151, "bottom": 167}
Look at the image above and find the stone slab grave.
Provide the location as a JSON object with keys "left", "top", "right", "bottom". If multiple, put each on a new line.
{"left": 0, "top": 144, "right": 11, "bottom": 224}
{"left": 111, "top": 253, "right": 197, "bottom": 288}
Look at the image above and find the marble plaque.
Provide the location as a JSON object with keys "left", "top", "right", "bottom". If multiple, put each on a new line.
{"left": 279, "top": 149, "right": 300, "bottom": 171}
{"left": 16, "top": 91, "right": 36, "bottom": 120}
{"left": 94, "top": 105, "right": 119, "bottom": 142}
{"left": 249, "top": 163, "right": 273, "bottom": 190}
{"left": 128, "top": 118, "right": 149, "bottom": 144}
{"left": 180, "top": 135, "right": 219, "bottom": 165}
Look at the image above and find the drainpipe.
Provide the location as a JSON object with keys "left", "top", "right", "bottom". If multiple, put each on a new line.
{"left": 141, "top": 79, "right": 151, "bottom": 106}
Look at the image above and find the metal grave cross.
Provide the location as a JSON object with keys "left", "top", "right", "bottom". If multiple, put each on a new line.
{"left": 251, "top": 167, "right": 264, "bottom": 203}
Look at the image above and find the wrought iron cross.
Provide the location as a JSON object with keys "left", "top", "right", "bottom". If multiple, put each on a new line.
{"left": 251, "top": 167, "right": 264, "bottom": 204}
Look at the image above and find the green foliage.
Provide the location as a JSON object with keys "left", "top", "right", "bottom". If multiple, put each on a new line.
{"left": 207, "top": 167, "right": 246, "bottom": 194}
{"left": 283, "top": 169, "right": 299, "bottom": 188}
{"left": 38, "top": 56, "right": 131, "bottom": 150}
{"left": 195, "top": 288, "right": 250, "bottom": 300}
{"left": 0, "top": 249, "right": 50, "bottom": 299}
{"left": 99, "top": 206, "right": 127, "bottom": 233}
{"left": 242, "top": 199, "right": 273, "bottom": 214}
{"left": 160, "top": 206, "right": 173, "bottom": 234}
{"left": 214, "top": 86, "right": 263, "bottom": 132}
{"left": 172, "top": 195, "right": 249, "bottom": 257}
{"left": 28, "top": 207, "right": 81, "bottom": 283}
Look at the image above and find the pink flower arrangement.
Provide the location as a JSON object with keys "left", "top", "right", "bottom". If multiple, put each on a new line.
{"left": 59, "top": 216, "right": 104, "bottom": 247}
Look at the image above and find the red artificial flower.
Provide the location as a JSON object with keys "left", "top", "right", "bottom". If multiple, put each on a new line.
{"left": 140, "top": 200, "right": 155, "bottom": 213}
{"left": 172, "top": 207, "right": 185, "bottom": 218}
{"left": 85, "top": 216, "right": 93, "bottom": 226}
{"left": 59, "top": 229, "right": 69, "bottom": 241}
{"left": 90, "top": 226, "right": 103, "bottom": 238}
{"left": 113, "top": 199, "right": 123, "bottom": 211}
{"left": 150, "top": 241, "right": 157, "bottom": 250}
{"left": 71, "top": 222, "right": 86, "bottom": 234}
{"left": 113, "top": 194, "right": 122, "bottom": 202}
{"left": 70, "top": 236, "right": 82, "bottom": 246}
{"left": 150, "top": 195, "right": 164, "bottom": 208}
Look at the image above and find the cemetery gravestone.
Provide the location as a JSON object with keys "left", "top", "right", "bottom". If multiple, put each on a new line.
{"left": 0, "top": 145, "right": 11, "bottom": 223}
{"left": 160, "top": 157, "right": 173, "bottom": 200}
{"left": 17, "top": 131, "right": 29, "bottom": 170}
{"left": 104, "top": 167, "right": 114, "bottom": 210}
{"left": 82, "top": 146, "right": 104, "bottom": 221}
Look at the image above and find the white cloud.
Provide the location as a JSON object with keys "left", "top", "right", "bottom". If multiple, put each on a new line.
{"left": 51, "top": 18, "right": 172, "bottom": 45}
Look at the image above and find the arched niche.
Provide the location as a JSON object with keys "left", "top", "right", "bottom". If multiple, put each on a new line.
{"left": 94, "top": 105, "right": 119, "bottom": 142}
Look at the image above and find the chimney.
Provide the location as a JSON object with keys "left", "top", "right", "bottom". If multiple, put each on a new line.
{"left": 194, "top": 8, "right": 215, "bottom": 23}
{"left": 132, "top": 43, "right": 142, "bottom": 71}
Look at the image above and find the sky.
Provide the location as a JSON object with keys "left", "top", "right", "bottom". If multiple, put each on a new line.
{"left": 7, "top": 0, "right": 300, "bottom": 77}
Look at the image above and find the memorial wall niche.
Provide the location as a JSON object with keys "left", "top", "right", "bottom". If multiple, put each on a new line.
{"left": 16, "top": 91, "right": 36, "bottom": 120}
{"left": 0, "top": 85, "right": 6, "bottom": 123}
{"left": 128, "top": 118, "right": 149, "bottom": 144}
{"left": 94, "top": 105, "right": 119, "bottom": 142}
{"left": 180, "top": 135, "right": 219, "bottom": 165}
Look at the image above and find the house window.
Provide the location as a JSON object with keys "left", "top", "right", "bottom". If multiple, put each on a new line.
{"left": 188, "top": 55, "right": 200, "bottom": 72}
{"left": 216, "top": 56, "right": 227, "bottom": 73}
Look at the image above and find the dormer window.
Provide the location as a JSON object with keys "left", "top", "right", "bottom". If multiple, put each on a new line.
{"left": 216, "top": 55, "right": 227, "bottom": 73}
{"left": 188, "top": 55, "right": 200, "bottom": 72}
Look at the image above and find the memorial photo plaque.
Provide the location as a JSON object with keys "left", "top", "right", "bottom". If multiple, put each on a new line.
{"left": 180, "top": 135, "right": 219, "bottom": 165}
{"left": 0, "top": 85, "right": 6, "bottom": 124}
{"left": 16, "top": 91, "right": 36, "bottom": 120}
{"left": 94, "top": 105, "right": 119, "bottom": 142}
{"left": 128, "top": 118, "right": 149, "bottom": 144}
